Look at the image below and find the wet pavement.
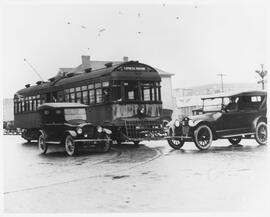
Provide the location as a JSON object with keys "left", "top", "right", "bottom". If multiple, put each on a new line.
{"left": 3, "top": 135, "right": 270, "bottom": 212}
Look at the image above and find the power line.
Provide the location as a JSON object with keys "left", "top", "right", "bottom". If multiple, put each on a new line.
{"left": 23, "top": 58, "right": 44, "bottom": 82}
{"left": 216, "top": 73, "right": 226, "bottom": 92}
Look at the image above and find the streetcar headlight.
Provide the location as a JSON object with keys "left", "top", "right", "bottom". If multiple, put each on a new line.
{"left": 77, "top": 128, "right": 83, "bottom": 134}
{"left": 97, "top": 126, "right": 103, "bottom": 133}
{"left": 174, "top": 120, "right": 180, "bottom": 127}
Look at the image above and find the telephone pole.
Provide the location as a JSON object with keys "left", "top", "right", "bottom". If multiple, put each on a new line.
{"left": 24, "top": 58, "right": 44, "bottom": 82}
{"left": 216, "top": 73, "right": 226, "bottom": 92}
{"left": 255, "top": 64, "right": 267, "bottom": 90}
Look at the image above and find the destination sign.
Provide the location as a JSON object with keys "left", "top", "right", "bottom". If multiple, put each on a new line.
{"left": 123, "top": 66, "right": 146, "bottom": 71}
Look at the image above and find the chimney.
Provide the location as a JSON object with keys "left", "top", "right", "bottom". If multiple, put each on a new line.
{"left": 81, "top": 55, "right": 91, "bottom": 70}
{"left": 123, "top": 56, "right": 128, "bottom": 62}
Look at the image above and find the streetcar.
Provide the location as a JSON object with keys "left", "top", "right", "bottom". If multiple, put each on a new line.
{"left": 14, "top": 60, "right": 168, "bottom": 144}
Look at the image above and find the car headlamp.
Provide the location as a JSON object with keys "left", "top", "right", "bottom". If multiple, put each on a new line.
{"left": 77, "top": 128, "right": 83, "bottom": 134}
{"left": 97, "top": 126, "right": 103, "bottom": 133}
{"left": 174, "top": 120, "right": 180, "bottom": 127}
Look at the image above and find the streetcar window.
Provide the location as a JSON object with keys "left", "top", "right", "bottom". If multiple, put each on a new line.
{"left": 102, "top": 81, "right": 109, "bottom": 87}
{"left": 65, "top": 94, "right": 70, "bottom": 102}
{"left": 102, "top": 88, "right": 109, "bottom": 102}
{"left": 88, "top": 84, "right": 94, "bottom": 89}
{"left": 151, "top": 88, "right": 155, "bottom": 101}
{"left": 76, "top": 87, "right": 81, "bottom": 92}
{"left": 96, "top": 89, "right": 102, "bottom": 103}
{"left": 70, "top": 88, "right": 75, "bottom": 93}
{"left": 124, "top": 81, "right": 139, "bottom": 101}
{"left": 82, "top": 86, "right": 87, "bottom": 91}
{"left": 95, "top": 83, "right": 101, "bottom": 88}
{"left": 143, "top": 88, "right": 150, "bottom": 101}
{"left": 128, "top": 91, "right": 134, "bottom": 100}
{"left": 82, "top": 91, "right": 88, "bottom": 104}
{"left": 112, "top": 81, "right": 122, "bottom": 101}
{"left": 70, "top": 93, "right": 75, "bottom": 102}
{"left": 89, "top": 90, "right": 95, "bottom": 104}
{"left": 76, "top": 91, "right": 82, "bottom": 103}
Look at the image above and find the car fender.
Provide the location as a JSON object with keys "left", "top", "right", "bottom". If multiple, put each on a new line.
{"left": 39, "top": 129, "right": 48, "bottom": 139}
{"left": 64, "top": 130, "right": 77, "bottom": 138}
{"left": 252, "top": 116, "right": 267, "bottom": 131}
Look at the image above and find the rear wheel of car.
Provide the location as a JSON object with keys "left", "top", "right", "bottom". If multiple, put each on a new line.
{"left": 228, "top": 137, "right": 242, "bottom": 145}
{"left": 65, "top": 135, "right": 77, "bottom": 156}
{"left": 38, "top": 134, "right": 48, "bottom": 154}
{"left": 194, "top": 125, "right": 213, "bottom": 150}
{"left": 167, "top": 128, "right": 185, "bottom": 149}
{"left": 255, "top": 122, "right": 267, "bottom": 145}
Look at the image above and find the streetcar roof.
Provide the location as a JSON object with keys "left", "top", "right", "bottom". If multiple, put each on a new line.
{"left": 201, "top": 90, "right": 267, "bottom": 100}
{"left": 15, "top": 61, "right": 160, "bottom": 96}
{"left": 38, "top": 103, "right": 88, "bottom": 110}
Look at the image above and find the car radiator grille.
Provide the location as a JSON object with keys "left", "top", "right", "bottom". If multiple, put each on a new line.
{"left": 124, "top": 120, "right": 165, "bottom": 140}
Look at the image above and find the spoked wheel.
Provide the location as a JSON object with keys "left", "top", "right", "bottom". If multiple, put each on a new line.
{"left": 167, "top": 129, "right": 185, "bottom": 149}
{"left": 228, "top": 137, "right": 242, "bottom": 145}
{"left": 101, "top": 134, "right": 111, "bottom": 152}
{"left": 38, "top": 134, "right": 48, "bottom": 154}
{"left": 65, "top": 135, "right": 77, "bottom": 156}
{"left": 194, "top": 125, "right": 213, "bottom": 150}
{"left": 255, "top": 122, "right": 267, "bottom": 145}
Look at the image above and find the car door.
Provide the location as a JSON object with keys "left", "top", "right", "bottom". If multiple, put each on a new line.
{"left": 215, "top": 110, "right": 245, "bottom": 136}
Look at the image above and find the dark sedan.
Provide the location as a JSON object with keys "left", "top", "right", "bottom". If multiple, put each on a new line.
{"left": 167, "top": 91, "right": 267, "bottom": 150}
{"left": 37, "top": 103, "right": 112, "bottom": 156}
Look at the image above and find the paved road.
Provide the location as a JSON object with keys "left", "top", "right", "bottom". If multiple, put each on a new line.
{"left": 3, "top": 135, "right": 270, "bottom": 213}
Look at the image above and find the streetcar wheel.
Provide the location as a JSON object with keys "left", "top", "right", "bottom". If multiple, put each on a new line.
{"left": 255, "top": 122, "right": 267, "bottom": 145}
{"left": 228, "top": 137, "right": 242, "bottom": 145}
{"left": 194, "top": 125, "right": 213, "bottom": 150}
{"left": 65, "top": 135, "right": 77, "bottom": 156}
{"left": 38, "top": 135, "right": 48, "bottom": 154}
{"left": 167, "top": 129, "right": 185, "bottom": 149}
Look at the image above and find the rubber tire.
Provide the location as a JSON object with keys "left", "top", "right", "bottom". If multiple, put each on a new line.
{"left": 194, "top": 125, "right": 213, "bottom": 150}
{"left": 65, "top": 135, "right": 77, "bottom": 156}
{"left": 38, "top": 134, "right": 48, "bottom": 154}
{"left": 255, "top": 122, "right": 267, "bottom": 145}
{"left": 228, "top": 137, "right": 242, "bottom": 145}
{"left": 167, "top": 128, "right": 185, "bottom": 150}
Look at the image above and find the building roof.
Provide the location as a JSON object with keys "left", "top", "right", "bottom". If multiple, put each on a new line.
{"left": 154, "top": 67, "right": 175, "bottom": 77}
{"left": 38, "top": 103, "right": 88, "bottom": 110}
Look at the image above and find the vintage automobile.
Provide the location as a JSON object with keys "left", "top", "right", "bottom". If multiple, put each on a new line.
{"left": 37, "top": 103, "right": 112, "bottom": 156}
{"left": 167, "top": 91, "right": 267, "bottom": 150}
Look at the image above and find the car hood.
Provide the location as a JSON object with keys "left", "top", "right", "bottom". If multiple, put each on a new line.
{"left": 187, "top": 112, "right": 222, "bottom": 122}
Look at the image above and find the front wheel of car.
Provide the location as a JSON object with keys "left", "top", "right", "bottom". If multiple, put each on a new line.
{"left": 167, "top": 129, "right": 185, "bottom": 149}
{"left": 65, "top": 135, "right": 77, "bottom": 156}
{"left": 255, "top": 122, "right": 267, "bottom": 145}
{"left": 228, "top": 137, "right": 242, "bottom": 145}
{"left": 194, "top": 125, "right": 213, "bottom": 150}
{"left": 38, "top": 134, "right": 48, "bottom": 154}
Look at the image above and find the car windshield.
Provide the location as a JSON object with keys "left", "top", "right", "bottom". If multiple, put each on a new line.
{"left": 203, "top": 97, "right": 230, "bottom": 112}
{"left": 64, "top": 108, "right": 87, "bottom": 122}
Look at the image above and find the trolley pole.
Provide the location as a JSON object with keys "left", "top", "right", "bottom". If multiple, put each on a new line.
{"left": 216, "top": 73, "right": 226, "bottom": 93}
{"left": 24, "top": 58, "right": 44, "bottom": 82}
{"left": 255, "top": 64, "right": 267, "bottom": 90}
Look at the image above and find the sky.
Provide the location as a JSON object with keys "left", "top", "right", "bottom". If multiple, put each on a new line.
{"left": 1, "top": 0, "right": 268, "bottom": 98}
